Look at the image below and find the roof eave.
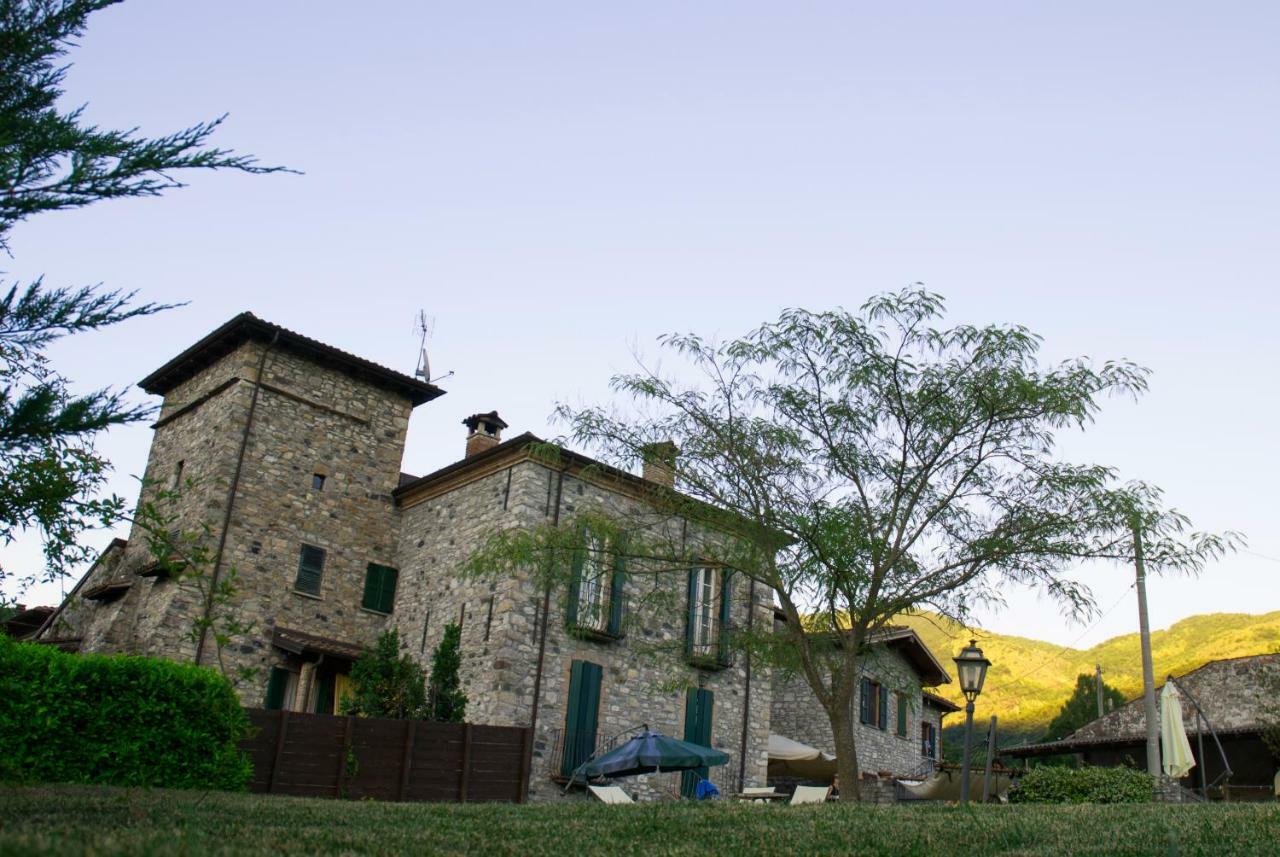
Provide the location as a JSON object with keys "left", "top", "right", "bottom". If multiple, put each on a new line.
{"left": 138, "top": 313, "right": 445, "bottom": 407}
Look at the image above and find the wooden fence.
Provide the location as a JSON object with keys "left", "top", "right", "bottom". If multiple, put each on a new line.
{"left": 240, "top": 708, "right": 531, "bottom": 803}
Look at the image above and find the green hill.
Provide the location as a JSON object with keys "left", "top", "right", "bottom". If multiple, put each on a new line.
{"left": 897, "top": 610, "right": 1280, "bottom": 738}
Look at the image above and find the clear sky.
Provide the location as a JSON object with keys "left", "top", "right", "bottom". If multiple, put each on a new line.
{"left": 4, "top": 1, "right": 1278, "bottom": 649}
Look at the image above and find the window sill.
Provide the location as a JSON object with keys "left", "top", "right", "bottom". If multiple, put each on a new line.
{"left": 360, "top": 606, "right": 392, "bottom": 617}
{"left": 292, "top": 589, "right": 323, "bottom": 601}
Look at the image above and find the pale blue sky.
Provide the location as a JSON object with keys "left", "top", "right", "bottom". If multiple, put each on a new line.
{"left": 5, "top": 1, "right": 1278, "bottom": 648}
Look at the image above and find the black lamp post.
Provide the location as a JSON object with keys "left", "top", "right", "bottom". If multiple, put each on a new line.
{"left": 954, "top": 638, "right": 991, "bottom": 805}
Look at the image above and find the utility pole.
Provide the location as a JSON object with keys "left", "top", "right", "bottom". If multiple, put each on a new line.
{"left": 1095, "top": 664, "right": 1105, "bottom": 718}
{"left": 1133, "top": 518, "right": 1161, "bottom": 777}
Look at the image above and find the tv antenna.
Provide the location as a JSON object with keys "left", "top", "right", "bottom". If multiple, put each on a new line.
{"left": 413, "top": 311, "right": 453, "bottom": 384}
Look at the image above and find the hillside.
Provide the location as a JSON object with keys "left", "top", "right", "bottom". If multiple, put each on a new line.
{"left": 897, "top": 610, "right": 1280, "bottom": 737}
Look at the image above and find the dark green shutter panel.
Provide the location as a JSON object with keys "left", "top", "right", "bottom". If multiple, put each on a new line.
{"left": 897, "top": 693, "right": 907, "bottom": 736}
{"left": 296, "top": 545, "right": 324, "bottom": 595}
{"left": 717, "top": 571, "right": 733, "bottom": 664}
{"left": 608, "top": 537, "right": 626, "bottom": 636}
{"left": 562, "top": 660, "right": 602, "bottom": 777}
{"left": 264, "top": 666, "right": 289, "bottom": 710}
{"left": 566, "top": 547, "right": 584, "bottom": 627}
{"left": 378, "top": 566, "right": 398, "bottom": 613}
{"left": 685, "top": 569, "right": 698, "bottom": 658}
{"left": 681, "top": 689, "right": 714, "bottom": 797}
{"left": 859, "top": 678, "right": 871, "bottom": 724}
{"left": 878, "top": 684, "right": 888, "bottom": 731}
{"left": 562, "top": 661, "right": 585, "bottom": 776}
{"left": 361, "top": 565, "right": 380, "bottom": 611}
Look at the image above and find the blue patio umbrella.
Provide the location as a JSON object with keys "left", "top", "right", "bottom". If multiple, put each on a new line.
{"left": 578, "top": 729, "right": 729, "bottom": 780}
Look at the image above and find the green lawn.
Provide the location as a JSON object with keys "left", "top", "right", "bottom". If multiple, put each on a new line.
{"left": 0, "top": 785, "right": 1277, "bottom": 856}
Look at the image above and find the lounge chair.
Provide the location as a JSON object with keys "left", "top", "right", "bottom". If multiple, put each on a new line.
{"left": 588, "top": 785, "right": 635, "bottom": 804}
{"left": 789, "top": 785, "right": 832, "bottom": 805}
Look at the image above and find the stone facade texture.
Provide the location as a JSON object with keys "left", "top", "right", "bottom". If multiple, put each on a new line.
{"left": 392, "top": 459, "right": 774, "bottom": 801}
{"left": 770, "top": 644, "right": 948, "bottom": 778}
{"left": 41, "top": 314, "right": 950, "bottom": 802}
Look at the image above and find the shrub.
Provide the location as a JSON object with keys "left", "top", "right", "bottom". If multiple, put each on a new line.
{"left": 0, "top": 636, "right": 250, "bottom": 790}
{"left": 426, "top": 623, "right": 467, "bottom": 723}
{"left": 1010, "top": 765, "right": 1152, "bottom": 804}
{"left": 342, "top": 629, "right": 428, "bottom": 719}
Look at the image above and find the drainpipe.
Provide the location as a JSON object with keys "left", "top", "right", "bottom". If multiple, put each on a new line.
{"left": 737, "top": 578, "right": 756, "bottom": 792}
{"left": 525, "top": 467, "right": 565, "bottom": 798}
{"left": 195, "top": 332, "right": 279, "bottom": 667}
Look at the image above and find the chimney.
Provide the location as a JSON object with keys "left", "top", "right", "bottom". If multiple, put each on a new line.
{"left": 641, "top": 440, "right": 679, "bottom": 488}
{"left": 462, "top": 411, "right": 508, "bottom": 458}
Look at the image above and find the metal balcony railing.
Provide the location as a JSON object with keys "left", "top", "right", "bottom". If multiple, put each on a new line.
{"left": 566, "top": 592, "right": 628, "bottom": 642}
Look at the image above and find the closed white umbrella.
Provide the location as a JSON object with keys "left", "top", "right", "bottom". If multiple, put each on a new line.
{"left": 1160, "top": 682, "right": 1196, "bottom": 779}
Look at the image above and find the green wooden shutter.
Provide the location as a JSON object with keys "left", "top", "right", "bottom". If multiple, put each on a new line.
{"left": 566, "top": 547, "right": 584, "bottom": 627}
{"left": 859, "top": 678, "right": 871, "bottom": 724}
{"left": 878, "top": 683, "right": 888, "bottom": 731}
{"left": 562, "top": 660, "right": 602, "bottom": 777}
{"left": 380, "top": 567, "right": 398, "bottom": 613}
{"left": 295, "top": 545, "right": 325, "bottom": 595}
{"left": 607, "top": 536, "right": 626, "bottom": 636}
{"left": 896, "top": 692, "right": 907, "bottom": 736}
{"left": 361, "top": 565, "right": 380, "bottom": 611}
{"left": 684, "top": 568, "right": 698, "bottom": 658}
{"left": 264, "top": 666, "right": 289, "bottom": 710}
{"left": 681, "top": 689, "right": 714, "bottom": 797}
{"left": 717, "top": 571, "right": 733, "bottom": 665}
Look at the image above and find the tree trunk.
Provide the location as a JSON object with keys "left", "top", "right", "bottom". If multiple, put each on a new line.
{"left": 827, "top": 698, "right": 861, "bottom": 802}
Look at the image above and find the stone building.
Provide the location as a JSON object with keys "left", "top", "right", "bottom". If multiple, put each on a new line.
{"left": 34, "top": 312, "right": 958, "bottom": 798}
{"left": 769, "top": 625, "right": 959, "bottom": 778}
{"left": 1004, "top": 653, "right": 1280, "bottom": 801}
{"left": 34, "top": 313, "right": 773, "bottom": 799}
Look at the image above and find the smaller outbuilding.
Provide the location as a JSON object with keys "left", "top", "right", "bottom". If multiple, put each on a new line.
{"left": 1003, "top": 653, "right": 1280, "bottom": 801}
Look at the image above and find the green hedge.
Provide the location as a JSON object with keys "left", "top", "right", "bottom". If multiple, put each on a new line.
{"left": 0, "top": 637, "right": 251, "bottom": 790}
{"left": 1010, "top": 765, "right": 1152, "bottom": 804}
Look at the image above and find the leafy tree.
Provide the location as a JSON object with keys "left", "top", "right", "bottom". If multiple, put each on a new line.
{"left": 1043, "top": 673, "right": 1128, "bottom": 743}
{"left": 0, "top": 0, "right": 287, "bottom": 594}
{"left": 426, "top": 623, "right": 467, "bottom": 723}
{"left": 342, "top": 630, "right": 427, "bottom": 720}
{"left": 466, "top": 288, "right": 1235, "bottom": 799}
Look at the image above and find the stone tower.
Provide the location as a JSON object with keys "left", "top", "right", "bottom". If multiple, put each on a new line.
{"left": 56, "top": 313, "right": 443, "bottom": 700}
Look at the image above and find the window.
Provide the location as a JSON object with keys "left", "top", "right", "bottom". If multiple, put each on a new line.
{"left": 859, "top": 677, "right": 888, "bottom": 730}
{"left": 921, "top": 722, "right": 938, "bottom": 760}
{"left": 295, "top": 544, "right": 326, "bottom": 596}
{"left": 685, "top": 565, "right": 733, "bottom": 667}
{"left": 896, "top": 692, "right": 908, "bottom": 737}
{"left": 264, "top": 666, "right": 298, "bottom": 711}
{"left": 172, "top": 459, "right": 185, "bottom": 489}
{"left": 362, "top": 563, "right": 399, "bottom": 614}
{"left": 561, "top": 660, "right": 603, "bottom": 777}
{"left": 311, "top": 473, "right": 325, "bottom": 491}
{"left": 566, "top": 533, "right": 625, "bottom": 639}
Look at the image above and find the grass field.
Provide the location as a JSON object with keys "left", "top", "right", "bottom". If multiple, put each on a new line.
{"left": 1, "top": 785, "right": 1277, "bottom": 856}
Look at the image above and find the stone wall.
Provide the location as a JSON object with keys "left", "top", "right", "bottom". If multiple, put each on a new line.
{"left": 770, "top": 644, "right": 935, "bottom": 777}
{"left": 60, "top": 340, "right": 417, "bottom": 704}
{"left": 393, "top": 456, "right": 774, "bottom": 802}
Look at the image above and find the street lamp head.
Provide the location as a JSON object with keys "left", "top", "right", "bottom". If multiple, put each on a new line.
{"left": 954, "top": 638, "right": 991, "bottom": 703}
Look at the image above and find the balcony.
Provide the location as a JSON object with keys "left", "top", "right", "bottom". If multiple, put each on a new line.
{"left": 566, "top": 591, "right": 627, "bottom": 643}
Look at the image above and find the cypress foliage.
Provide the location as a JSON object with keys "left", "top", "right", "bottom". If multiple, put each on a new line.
{"left": 426, "top": 623, "right": 467, "bottom": 723}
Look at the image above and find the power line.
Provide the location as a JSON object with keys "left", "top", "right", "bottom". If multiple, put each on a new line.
{"left": 1242, "top": 549, "right": 1280, "bottom": 565}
